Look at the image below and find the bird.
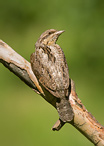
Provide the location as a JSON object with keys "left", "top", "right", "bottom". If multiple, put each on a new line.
{"left": 30, "top": 29, "right": 73, "bottom": 122}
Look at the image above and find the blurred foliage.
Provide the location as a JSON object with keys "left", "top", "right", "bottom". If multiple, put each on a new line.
{"left": 0, "top": 0, "right": 104, "bottom": 146}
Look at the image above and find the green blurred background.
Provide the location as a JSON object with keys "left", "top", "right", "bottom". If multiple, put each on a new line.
{"left": 0, "top": 0, "right": 104, "bottom": 145}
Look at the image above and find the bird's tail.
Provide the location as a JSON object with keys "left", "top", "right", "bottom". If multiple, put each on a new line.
{"left": 56, "top": 97, "right": 74, "bottom": 122}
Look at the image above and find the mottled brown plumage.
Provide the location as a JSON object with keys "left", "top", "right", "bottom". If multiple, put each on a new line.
{"left": 30, "top": 29, "right": 73, "bottom": 122}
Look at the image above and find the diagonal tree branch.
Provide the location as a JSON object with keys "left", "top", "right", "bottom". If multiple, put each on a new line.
{"left": 0, "top": 40, "right": 104, "bottom": 146}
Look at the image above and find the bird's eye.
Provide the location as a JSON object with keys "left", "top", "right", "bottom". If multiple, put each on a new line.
{"left": 49, "top": 32, "right": 52, "bottom": 35}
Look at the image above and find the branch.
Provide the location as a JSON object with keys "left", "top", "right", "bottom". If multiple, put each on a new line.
{"left": 0, "top": 40, "right": 104, "bottom": 146}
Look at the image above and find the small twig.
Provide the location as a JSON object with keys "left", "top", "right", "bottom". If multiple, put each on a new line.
{"left": 0, "top": 40, "right": 104, "bottom": 146}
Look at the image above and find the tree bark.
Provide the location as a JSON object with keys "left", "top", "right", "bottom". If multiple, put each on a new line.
{"left": 0, "top": 40, "right": 104, "bottom": 146}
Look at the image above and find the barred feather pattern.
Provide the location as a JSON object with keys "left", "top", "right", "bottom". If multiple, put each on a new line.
{"left": 30, "top": 29, "right": 74, "bottom": 122}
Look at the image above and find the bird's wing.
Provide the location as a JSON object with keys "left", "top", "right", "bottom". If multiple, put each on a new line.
{"left": 30, "top": 50, "right": 59, "bottom": 97}
{"left": 30, "top": 46, "right": 69, "bottom": 98}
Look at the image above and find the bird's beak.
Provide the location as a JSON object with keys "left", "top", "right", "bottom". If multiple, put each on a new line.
{"left": 55, "top": 30, "right": 65, "bottom": 35}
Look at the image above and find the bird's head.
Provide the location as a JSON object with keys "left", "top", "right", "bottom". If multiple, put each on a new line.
{"left": 35, "top": 29, "right": 64, "bottom": 47}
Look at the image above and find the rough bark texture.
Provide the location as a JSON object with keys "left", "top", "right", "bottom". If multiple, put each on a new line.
{"left": 0, "top": 40, "right": 104, "bottom": 146}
